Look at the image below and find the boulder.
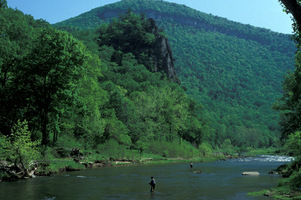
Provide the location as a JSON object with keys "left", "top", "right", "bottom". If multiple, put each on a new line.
{"left": 268, "top": 170, "right": 279, "bottom": 175}
{"left": 242, "top": 171, "right": 260, "bottom": 175}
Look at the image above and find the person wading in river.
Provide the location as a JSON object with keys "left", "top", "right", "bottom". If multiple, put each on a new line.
{"left": 149, "top": 176, "right": 156, "bottom": 192}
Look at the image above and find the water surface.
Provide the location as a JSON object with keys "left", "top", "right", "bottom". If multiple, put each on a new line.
{"left": 0, "top": 155, "right": 293, "bottom": 200}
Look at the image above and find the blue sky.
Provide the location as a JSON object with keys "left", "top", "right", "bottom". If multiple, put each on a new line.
{"left": 7, "top": 0, "right": 293, "bottom": 34}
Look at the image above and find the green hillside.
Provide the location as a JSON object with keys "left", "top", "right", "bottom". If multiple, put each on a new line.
{"left": 54, "top": 0, "right": 296, "bottom": 147}
{"left": 1, "top": 2, "right": 211, "bottom": 168}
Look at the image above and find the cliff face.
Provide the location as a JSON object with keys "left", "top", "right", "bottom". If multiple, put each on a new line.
{"left": 154, "top": 35, "right": 179, "bottom": 83}
{"left": 147, "top": 18, "right": 180, "bottom": 84}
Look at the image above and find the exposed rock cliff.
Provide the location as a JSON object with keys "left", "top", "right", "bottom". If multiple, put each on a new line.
{"left": 154, "top": 36, "right": 179, "bottom": 83}
{"left": 148, "top": 18, "right": 180, "bottom": 84}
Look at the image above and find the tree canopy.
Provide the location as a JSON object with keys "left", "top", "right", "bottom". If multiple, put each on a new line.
{"left": 55, "top": 0, "right": 296, "bottom": 149}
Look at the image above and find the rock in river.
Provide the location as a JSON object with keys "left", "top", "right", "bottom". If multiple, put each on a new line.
{"left": 242, "top": 171, "right": 260, "bottom": 175}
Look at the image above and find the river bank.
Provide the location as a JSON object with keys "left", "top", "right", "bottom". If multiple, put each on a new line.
{"left": 0, "top": 148, "right": 230, "bottom": 182}
{"left": 246, "top": 155, "right": 301, "bottom": 200}
{"left": 2, "top": 151, "right": 299, "bottom": 199}
{"left": 1, "top": 146, "right": 283, "bottom": 182}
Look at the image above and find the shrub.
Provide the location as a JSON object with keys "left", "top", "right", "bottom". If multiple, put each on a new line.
{"left": 284, "top": 131, "right": 301, "bottom": 156}
{"left": 199, "top": 142, "right": 212, "bottom": 157}
{"left": 95, "top": 139, "right": 140, "bottom": 160}
{"left": 1, "top": 120, "right": 40, "bottom": 177}
{"left": 146, "top": 139, "right": 199, "bottom": 159}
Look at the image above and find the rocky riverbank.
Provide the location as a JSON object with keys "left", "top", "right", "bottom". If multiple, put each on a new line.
{"left": 0, "top": 148, "right": 224, "bottom": 182}
{"left": 0, "top": 147, "right": 249, "bottom": 182}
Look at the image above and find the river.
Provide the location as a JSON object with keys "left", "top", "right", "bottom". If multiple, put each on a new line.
{"left": 0, "top": 155, "right": 293, "bottom": 200}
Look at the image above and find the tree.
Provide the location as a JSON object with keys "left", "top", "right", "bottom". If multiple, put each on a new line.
{"left": 275, "top": 67, "right": 301, "bottom": 139}
{"left": 21, "top": 27, "right": 86, "bottom": 145}
{"left": 276, "top": 1, "right": 301, "bottom": 140}
{"left": 0, "top": 7, "right": 42, "bottom": 136}
{"left": 284, "top": 131, "right": 301, "bottom": 156}
{"left": 95, "top": 10, "right": 179, "bottom": 83}
{"left": 96, "top": 10, "right": 159, "bottom": 67}
{"left": 0, "top": 0, "right": 7, "bottom": 8}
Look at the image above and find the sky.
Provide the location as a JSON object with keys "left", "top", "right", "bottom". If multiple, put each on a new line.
{"left": 7, "top": 0, "right": 293, "bottom": 34}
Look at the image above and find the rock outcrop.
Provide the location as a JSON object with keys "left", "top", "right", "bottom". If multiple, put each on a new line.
{"left": 0, "top": 160, "right": 37, "bottom": 181}
{"left": 153, "top": 34, "right": 180, "bottom": 83}
{"left": 139, "top": 17, "right": 180, "bottom": 84}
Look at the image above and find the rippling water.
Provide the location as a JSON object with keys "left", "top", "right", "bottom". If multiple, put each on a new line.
{"left": 236, "top": 155, "right": 294, "bottom": 162}
{"left": 0, "top": 155, "right": 293, "bottom": 200}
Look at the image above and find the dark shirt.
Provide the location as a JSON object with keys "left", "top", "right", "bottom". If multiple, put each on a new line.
{"left": 150, "top": 179, "right": 156, "bottom": 186}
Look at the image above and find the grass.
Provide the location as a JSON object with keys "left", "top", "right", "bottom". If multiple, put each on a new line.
{"left": 249, "top": 187, "right": 301, "bottom": 200}
{"left": 243, "top": 147, "right": 282, "bottom": 156}
{"left": 35, "top": 158, "right": 86, "bottom": 175}
{"left": 34, "top": 149, "right": 222, "bottom": 175}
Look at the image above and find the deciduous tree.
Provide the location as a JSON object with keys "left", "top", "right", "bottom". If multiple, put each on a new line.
{"left": 21, "top": 27, "right": 86, "bottom": 145}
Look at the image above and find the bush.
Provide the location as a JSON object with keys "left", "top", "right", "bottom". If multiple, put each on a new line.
{"left": 199, "top": 142, "right": 212, "bottom": 157}
{"left": 2, "top": 120, "right": 40, "bottom": 176}
{"left": 221, "top": 139, "right": 236, "bottom": 155}
{"left": 146, "top": 139, "right": 199, "bottom": 159}
{"left": 56, "top": 134, "right": 84, "bottom": 150}
{"left": 95, "top": 139, "right": 140, "bottom": 160}
{"left": 284, "top": 131, "right": 301, "bottom": 156}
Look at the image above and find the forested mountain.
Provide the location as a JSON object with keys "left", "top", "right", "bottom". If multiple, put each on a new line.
{"left": 0, "top": 0, "right": 210, "bottom": 164}
{"left": 2, "top": 0, "right": 301, "bottom": 192}
{"left": 54, "top": 0, "right": 296, "bottom": 147}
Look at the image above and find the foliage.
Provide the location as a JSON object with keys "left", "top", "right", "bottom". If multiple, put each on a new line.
{"left": 198, "top": 142, "right": 212, "bottom": 157}
{"left": 1, "top": 0, "right": 297, "bottom": 175}
{"left": 146, "top": 140, "right": 199, "bottom": 159}
{"left": 96, "top": 140, "right": 140, "bottom": 160}
{"left": 47, "top": 160, "right": 86, "bottom": 173}
{"left": 0, "top": 6, "right": 48, "bottom": 137}
{"left": 0, "top": 4, "right": 104, "bottom": 149}
{"left": 242, "top": 147, "right": 280, "bottom": 156}
{"left": 54, "top": 0, "right": 296, "bottom": 148}
{"left": 220, "top": 139, "right": 235, "bottom": 155}
{"left": 96, "top": 11, "right": 158, "bottom": 66}
{"left": 1, "top": 120, "right": 40, "bottom": 175}
{"left": 91, "top": 11, "right": 211, "bottom": 150}
{"left": 276, "top": 157, "right": 301, "bottom": 192}
{"left": 0, "top": 0, "right": 7, "bottom": 8}
{"left": 284, "top": 131, "right": 301, "bottom": 156}
{"left": 21, "top": 27, "right": 86, "bottom": 145}
{"left": 275, "top": 51, "right": 301, "bottom": 139}
{"left": 270, "top": 1, "right": 301, "bottom": 197}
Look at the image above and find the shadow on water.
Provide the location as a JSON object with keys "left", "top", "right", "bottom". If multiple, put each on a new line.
{"left": 0, "top": 155, "right": 293, "bottom": 200}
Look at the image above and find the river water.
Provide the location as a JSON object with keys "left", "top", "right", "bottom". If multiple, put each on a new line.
{"left": 0, "top": 155, "right": 293, "bottom": 200}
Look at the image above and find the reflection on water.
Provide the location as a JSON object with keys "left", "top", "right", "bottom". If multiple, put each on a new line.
{"left": 0, "top": 155, "right": 292, "bottom": 200}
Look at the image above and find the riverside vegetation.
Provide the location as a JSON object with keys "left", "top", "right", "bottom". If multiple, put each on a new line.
{"left": 0, "top": 0, "right": 300, "bottom": 197}
{"left": 250, "top": 1, "right": 301, "bottom": 199}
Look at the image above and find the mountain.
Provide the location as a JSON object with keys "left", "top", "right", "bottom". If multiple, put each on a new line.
{"left": 54, "top": 0, "right": 296, "bottom": 147}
